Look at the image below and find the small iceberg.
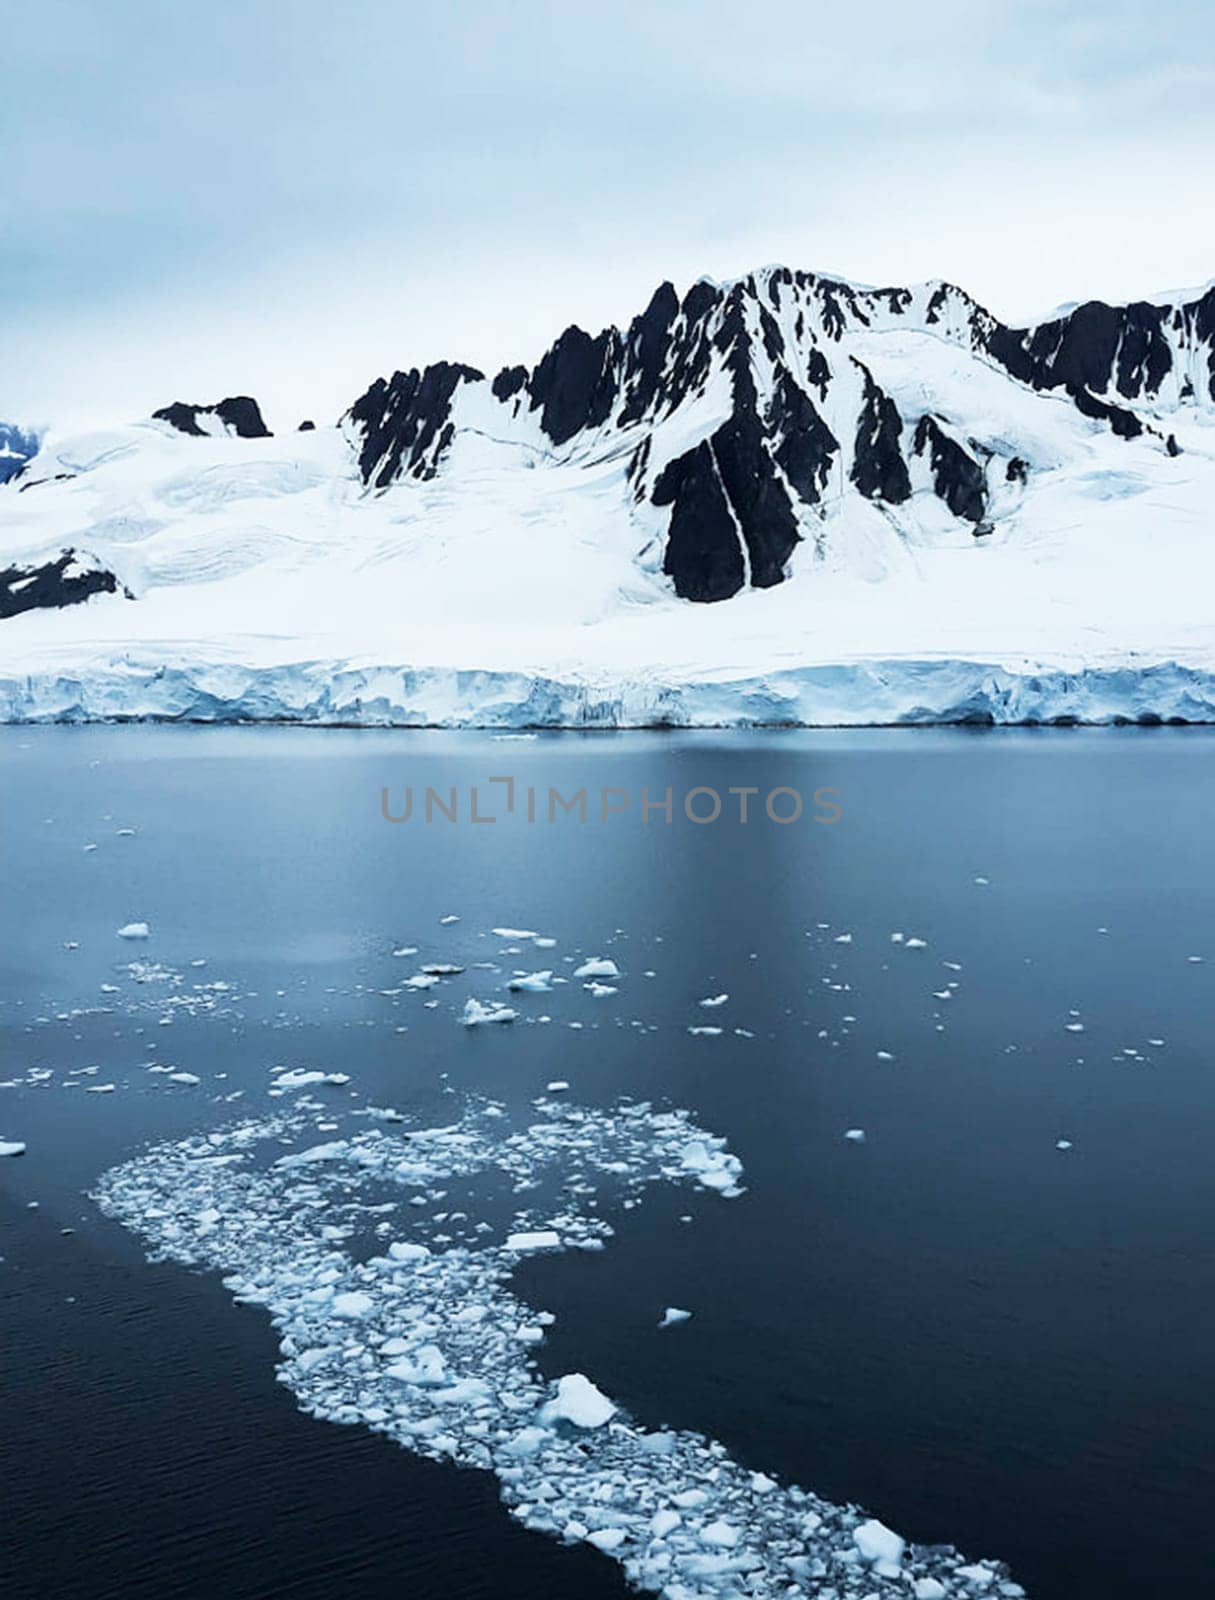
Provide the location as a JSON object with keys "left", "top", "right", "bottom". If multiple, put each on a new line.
{"left": 539, "top": 1373, "right": 616, "bottom": 1429}
{"left": 462, "top": 998, "right": 517, "bottom": 1027}
{"left": 658, "top": 1307, "right": 692, "bottom": 1328}
{"left": 508, "top": 971, "right": 553, "bottom": 993}
{"left": 573, "top": 957, "right": 620, "bottom": 979}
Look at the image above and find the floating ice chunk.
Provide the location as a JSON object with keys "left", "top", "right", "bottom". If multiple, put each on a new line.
{"left": 0, "top": 1139, "right": 26, "bottom": 1157}
{"left": 514, "top": 1325, "right": 545, "bottom": 1345}
{"left": 956, "top": 1564, "right": 997, "bottom": 1586}
{"left": 699, "top": 994, "right": 729, "bottom": 1008}
{"left": 854, "top": 1518, "right": 904, "bottom": 1576}
{"left": 891, "top": 932, "right": 904, "bottom": 943}
{"left": 505, "top": 1230, "right": 561, "bottom": 1253}
{"left": 405, "top": 974, "right": 440, "bottom": 991}
{"left": 533, "top": 936, "right": 557, "bottom": 949}
{"left": 462, "top": 998, "right": 517, "bottom": 1026}
{"left": 659, "top": 1307, "right": 692, "bottom": 1328}
{"left": 573, "top": 958, "right": 619, "bottom": 979}
{"left": 274, "top": 1069, "right": 349, "bottom": 1089}
{"left": 332, "top": 1291, "right": 374, "bottom": 1319}
{"left": 391, "top": 946, "right": 419, "bottom": 958}
{"left": 508, "top": 971, "right": 553, "bottom": 993}
{"left": 834, "top": 933, "right": 853, "bottom": 944}
{"left": 1056, "top": 1139, "right": 1073, "bottom": 1151}
{"left": 1065, "top": 1022, "right": 1085, "bottom": 1033}
{"left": 876, "top": 1050, "right": 895, "bottom": 1061}
{"left": 439, "top": 914, "right": 460, "bottom": 924}
{"left": 117, "top": 922, "right": 150, "bottom": 940}
{"left": 492, "top": 927, "right": 538, "bottom": 940}
{"left": 539, "top": 1373, "right": 615, "bottom": 1428}
{"left": 588, "top": 1528, "right": 626, "bottom": 1552}
{"left": 387, "top": 1241, "right": 430, "bottom": 1265}
{"left": 973, "top": 876, "right": 990, "bottom": 885}
{"left": 168, "top": 1071, "right": 200, "bottom": 1085}
{"left": 914, "top": 1580, "right": 948, "bottom": 1599}
{"left": 650, "top": 1509, "right": 681, "bottom": 1538}
{"left": 687, "top": 1025, "right": 722, "bottom": 1037}
{"left": 385, "top": 1344, "right": 447, "bottom": 1385}
{"left": 903, "top": 936, "right": 927, "bottom": 950}
{"left": 585, "top": 981, "right": 617, "bottom": 997}
{"left": 501, "top": 1424, "right": 549, "bottom": 1456}
{"left": 421, "top": 963, "right": 464, "bottom": 976}
{"left": 87, "top": 1083, "right": 116, "bottom": 1093}
{"left": 679, "top": 1139, "right": 743, "bottom": 1195}
{"left": 275, "top": 1140, "right": 348, "bottom": 1168}
{"left": 545, "top": 1080, "right": 570, "bottom": 1093}
{"left": 701, "top": 1519, "right": 740, "bottom": 1548}
{"left": 843, "top": 1128, "right": 866, "bottom": 1143}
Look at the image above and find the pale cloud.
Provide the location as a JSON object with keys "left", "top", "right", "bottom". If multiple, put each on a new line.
{"left": 4, "top": 0, "right": 1213, "bottom": 428}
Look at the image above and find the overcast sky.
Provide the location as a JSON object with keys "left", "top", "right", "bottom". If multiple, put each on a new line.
{"left": 5, "top": 0, "right": 1214, "bottom": 430}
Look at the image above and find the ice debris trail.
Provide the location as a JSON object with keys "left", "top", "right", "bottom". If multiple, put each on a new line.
{"left": 93, "top": 1098, "right": 1019, "bottom": 1599}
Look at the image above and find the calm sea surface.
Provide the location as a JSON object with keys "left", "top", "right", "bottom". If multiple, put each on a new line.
{"left": 2, "top": 726, "right": 1213, "bottom": 1599}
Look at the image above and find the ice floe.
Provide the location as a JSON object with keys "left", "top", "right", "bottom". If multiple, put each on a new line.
{"left": 93, "top": 1095, "right": 1013, "bottom": 1599}
{"left": 462, "top": 998, "right": 518, "bottom": 1026}
{"left": 508, "top": 971, "right": 554, "bottom": 993}
{"left": 117, "top": 921, "right": 151, "bottom": 940}
{"left": 573, "top": 957, "right": 620, "bottom": 979}
{"left": 659, "top": 1307, "right": 692, "bottom": 1329}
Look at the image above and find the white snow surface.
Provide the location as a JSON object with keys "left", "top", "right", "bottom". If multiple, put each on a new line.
{"left": 92, "top": 1096, "right": 1018, "bottom": 1598}
{"left": 4, "top": 314, "right": 1215, "bottom": 727}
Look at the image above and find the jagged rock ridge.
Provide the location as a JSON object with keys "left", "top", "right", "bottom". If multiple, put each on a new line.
{"left": 340, "top": 268, "right": 1215, "bottom": 601}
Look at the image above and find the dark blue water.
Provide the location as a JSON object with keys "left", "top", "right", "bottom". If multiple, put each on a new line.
{"left": 2, "top": 726, "right": 1213, "bottom": 1599}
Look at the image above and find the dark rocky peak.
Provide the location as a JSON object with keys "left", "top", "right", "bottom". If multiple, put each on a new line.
{"left": 491, "top": 365, "right": 528, "bottom": 403}
{"left": 526, "top": 324, "right": 622, "bottom": 445}
{"left": 153, "top": 397, "right": 271, "bottom": 439}
{"left": 0, "top": 547, "right": 130, "bottom": 620}
{"left": 346, "top": 361, "right": 484, "bottom": 488}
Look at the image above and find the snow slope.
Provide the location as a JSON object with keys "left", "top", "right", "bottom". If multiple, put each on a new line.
{"left": 3, "top": 267, "right": 1215, "bottom": 726}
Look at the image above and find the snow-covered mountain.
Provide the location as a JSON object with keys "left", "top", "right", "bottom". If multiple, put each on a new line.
{"left": 0, "top": 422, "right": 39, "bottom": 485}
{"left": 3, "top": 267, "right": 1215, "bottom": 725}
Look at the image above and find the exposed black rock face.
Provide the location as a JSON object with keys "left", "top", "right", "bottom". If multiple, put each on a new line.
{"left": 1065, "top": 383, "right": 1143, "bottom": 439}
{"left": 850, "top": 362, "right": 910, "bottom": 503}
{"left": 618, "top": 282, "right": 680, "bottom": 427}
{"left": 0, "top": 548, "right": 129, "bottom": 620}
{"left": 770, "top": 369, "right": 839, "bottom": 506}
{"left": 913, "top": 415, "right": 987, "bottom": 523}
{"left": 298, "top": 419, "right": 316, "bottom": 432}
{"left": 981, "top": 286, "right": 1215, "bottom": 408}
{"left": 347, "top": 362, "right": 484, "bottom": 488}
{"left": 653, "top": 442, "right": 745, "bottom": 602}
{"left": 527, "top": 326, "right": 620, "bottom": 445}
{"left": 1006, "top": 456, "right": 1029, "bottom": 484}
{"left": 153, "top": 397, "right": 272, "bottom": 439}
{"left": 491, "top": 366, "right": 528, "bottom": 403}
